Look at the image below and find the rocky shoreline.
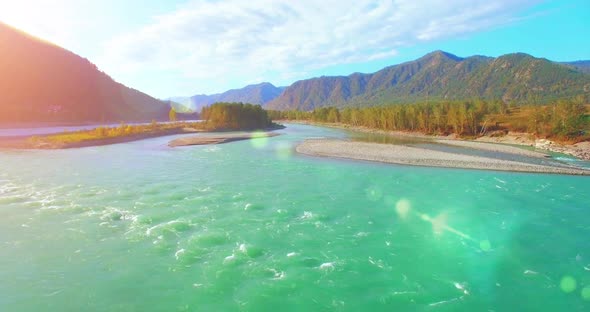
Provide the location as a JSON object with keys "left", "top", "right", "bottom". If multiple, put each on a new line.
{"left": 281, "top": 121, "right": 590, "bottom": 161}
{"left": 296, "top": 139, "right": 590, "bottom": 176}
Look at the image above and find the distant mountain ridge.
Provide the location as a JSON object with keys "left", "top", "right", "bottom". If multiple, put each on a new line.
{"left": 171, "top": 82, "right": 285, "bottom": 112}
{"left": 0, "top": 22, "right": 172, "bottom": 124}
{"left": 562, "top": 60, "right": 590, "bottom": 74}
{"left": 4, "top": 21, "right": 586, "bottom": 123}
{"left": 264, "top": 51, "right": 590, "bottom": 110}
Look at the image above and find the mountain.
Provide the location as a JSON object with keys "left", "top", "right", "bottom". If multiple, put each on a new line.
{"left": 266, "top": 51, "right": 590, "bottom": 110}
{"left": 562, "top": 60, "right": 590, "bottom": 74}
{"left": 0, "top": 22, "right": 171, "bottom": 124}
{"left": 172, "top": 82, "right": 285, "bottom": 112}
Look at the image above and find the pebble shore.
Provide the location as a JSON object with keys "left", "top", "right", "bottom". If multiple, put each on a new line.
{"left": 296, "top": 139, "right": 590, "bottom": 175}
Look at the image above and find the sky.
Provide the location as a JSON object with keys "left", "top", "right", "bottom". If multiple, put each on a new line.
{"left": 0, "top": 0, "right": 588, "bottom": 98}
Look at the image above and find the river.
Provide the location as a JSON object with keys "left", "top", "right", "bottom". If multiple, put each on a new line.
{"left": 0, "top": 124, "right": 588, "bottom": 311}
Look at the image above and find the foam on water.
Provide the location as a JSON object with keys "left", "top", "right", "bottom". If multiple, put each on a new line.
{"left": 0, "top": 124, "right": 589, "bottom": 311}
{"left": 300, "top": 211, "right": 314, "bottom": 219}
{"left": 223, "top": 254, "right": 236, "bottom": 263}
{"left": 319, "top": 262, "right": 335, "bottom": 271}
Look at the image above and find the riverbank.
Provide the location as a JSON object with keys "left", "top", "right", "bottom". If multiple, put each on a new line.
{"left": 296, "top": 139, "right": 590, "bottom": 175}
{"left": 0, "top": 121, "right": 285, "bottom": 150}
{"left": 0, "top": 127, "right": 201, "bottom": 149}
{"left": 475, "top": 134, "right": 590, "bottom": 160}
{"left": 280, "top": 120, "right": 590, "bottom": 160}
{"left": 433, "top": 139, "right": 550, "bottom": 158}
{"left": 169, "top": 132, "right": 280, "bottom": 147}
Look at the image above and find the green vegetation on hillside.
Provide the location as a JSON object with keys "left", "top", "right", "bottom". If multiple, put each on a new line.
{"left": 266, "top": 51, "right": 590, "bottom": 111}
{"left": 269, "top": 97, "right": 590, "bottom": 142}
{"left": 201, "top": 102, "right": 274, "bottom": 130}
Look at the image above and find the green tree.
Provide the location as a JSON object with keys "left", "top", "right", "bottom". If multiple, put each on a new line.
{"left": 169, "top": 108, "right": 177, "bottom": 122}
{"left": 551, "top": 99, "right": 586, "bottom": 137}
{"left": 202, "top": 102, "right": 272, "bottom": 130}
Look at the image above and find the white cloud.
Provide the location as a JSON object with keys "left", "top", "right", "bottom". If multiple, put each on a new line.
{"left": 97, "top": 0, "right": 537, "bottom": 95}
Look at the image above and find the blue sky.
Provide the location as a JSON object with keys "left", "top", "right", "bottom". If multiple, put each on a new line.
{"left": 0, "top": 0, "right": 588, "bottom": 98}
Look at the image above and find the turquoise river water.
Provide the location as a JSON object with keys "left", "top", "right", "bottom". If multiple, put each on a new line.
{"left": 0, "top": 124, "right": 589, "bottom": 311}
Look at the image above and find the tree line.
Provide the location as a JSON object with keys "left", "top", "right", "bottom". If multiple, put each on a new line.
{"left": 202, "top": 102, "right": 273, "bottom": 130}
{"left": 268, "top": 97, "right": 588, "bottom": 140}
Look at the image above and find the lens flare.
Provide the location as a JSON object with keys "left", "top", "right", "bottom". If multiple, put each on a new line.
{"left": 395, "top": 199, "right": 411, "bottom": 219}
{"left": 366, "top": 185, "right": 383, "bottom": 202}
{"left": 581, "top": 286, "right": 590, "bottom": 301}
{"left": 392, "top": 198, "right": 479, "bottom": 245}
{"left": 275, "top": 142, "right": 292, "bottom": 159}
{"left": 419, "top": 212, "right": 472, "bottom": 239}
{"left": 479, "top": 240, "right": 492, "bottom": 252}
{"left": 431, "top": 213, "right": 447, "bottom": 235}
{"left": 250, "top": 131, "right": 269, "bottom": 148}
{"left": 559, "top": 276, "right": 577, "bottom": 293}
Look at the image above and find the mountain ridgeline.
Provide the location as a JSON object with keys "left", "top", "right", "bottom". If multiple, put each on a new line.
{"left": 3, "top": 18, "right": 588, "bottom": 125}
{"left": 171, "top": 82, "right": 285, "bottom": 112}
{"left": 0, "top": 22, "right": 172, "bottom": 124}
{"left": 265, "top": 51, "right": 590, "bottom": 111}
{"left": 562, "top": 61, "right": 590, "bottom": 74}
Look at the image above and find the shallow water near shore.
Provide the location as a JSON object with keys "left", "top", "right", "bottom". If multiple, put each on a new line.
{"left": 349, "top": 129, "right": 586, "bottom": 169}
{"left": 1, "top": 124, "right": 589, "bottom": 311}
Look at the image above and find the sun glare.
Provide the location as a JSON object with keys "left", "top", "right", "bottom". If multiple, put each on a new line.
{"left": 1, "top": 1, "right": 589, "bottom": 310}
{"left": 0, "top": 0, "right": 76, "bottom": 48}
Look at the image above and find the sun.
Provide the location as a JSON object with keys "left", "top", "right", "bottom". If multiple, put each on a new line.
{"left": 0, "top": 0, "right": 69, "bottom": 47}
